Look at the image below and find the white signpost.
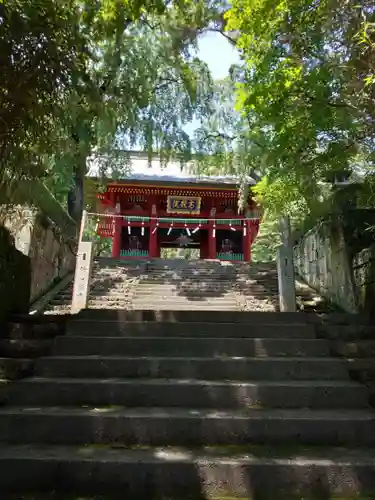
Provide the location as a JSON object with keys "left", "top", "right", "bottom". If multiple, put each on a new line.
{"left": 276, "top": 216, "right": 297, "bottom": 312}
{"left": 71, "top": 210, "right": 94, "bottom": 314}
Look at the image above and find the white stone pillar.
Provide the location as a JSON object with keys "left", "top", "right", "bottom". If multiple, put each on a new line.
{"left": 277, "top": 216, "right": 297, "bottom": 312}
{"left": 71, "top": 241, "right": 94, "bottom": 313}
{"left": 71, "top": 210, "right": 94, "bottom": 313}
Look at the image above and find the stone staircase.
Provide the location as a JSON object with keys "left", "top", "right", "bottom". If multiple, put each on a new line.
{"left": 132, "top": 259, "right": 278, "bottom": 311}
{"left": 45, "top": 258, "right": 280, "bottom": 313}
{"left": 0, "top": 309, "right": 375, "bottom": 497}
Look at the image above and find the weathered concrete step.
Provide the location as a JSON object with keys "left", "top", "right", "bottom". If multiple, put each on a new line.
{"left": 130, "top": 303, "right": 241, "bottom": 311}
{"left": 135, "top": 283, "right": 278, "bottom": 290}
{"left": 74, "top": 309, "right": 310, "bottom": 323}
{"left": 132, "top": 294, "right": 277, "bottom": 302}
{"left": 36, "top": 356, "right": 348, "bottom": 381}
{"left": 137, "top": 280, "right": 278, "bottom": 288}
{"left": 130, "top": 303, "right": 240, "bottom": 311}
{"left": 346, "top": 358, "right": 375, "bottom": 383}
{"left": 318, "top": 312, "right": 374, "bottom": 325}
{"left": 7, "top": 378, "right": 368, "bottom": 409}
{"left": 132, "top": 289, "right": 271, "bottom": 297}
{"left": 130, "top": 295, "right": 242, "bottom": 302}
{"left": 0, "top": 380, "right": 10, "bottom": 404}
{"left": 0, "top": 358, "right": 35, "bottom": 380}
{"left": 0, "top": 339, "right": 53, "bottom": 359}
{"left": 0, "top": 444, "right": 374, "bottom": 498}
{"left": 52, "top": 336, "right": 330, "bottom": 358}
{"left": 0, "top": 407, "right": 373, "bottom": 447}
{"left": 332, "top": 340, "right": 375, "bottom": 358}
{"left": 131, "top": 295, "right": 271, "bottom": 302}
{"left": 317, "top": 324, "right": 375, "bottom": 340}
{"left": 57, "top": 289, "right": 133, "bottom": 299}
{"left": 5, "top": 319, "right": 66, "bottom": 339}
{"left": 66, "top": 320, "right": 316, "bottom": 338}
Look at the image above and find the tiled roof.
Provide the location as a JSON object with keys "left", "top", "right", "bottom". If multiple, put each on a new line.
{"left": 86, "top": 152, "right": 256, "bottom": 186}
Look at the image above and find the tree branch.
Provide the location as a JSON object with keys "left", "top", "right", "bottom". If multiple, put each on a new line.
{"left": 198, "top": 131, "right": 238, "bottom": 142}
{"left": 304, "top": 93, "right": 358, "bottom": 110}
{"left": 207, "top": 28, "right": 238, "bottom": 46}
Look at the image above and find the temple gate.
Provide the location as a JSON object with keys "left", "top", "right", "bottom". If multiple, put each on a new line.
{"left": 95, "top": 179, "right": 262, "bottom": 262}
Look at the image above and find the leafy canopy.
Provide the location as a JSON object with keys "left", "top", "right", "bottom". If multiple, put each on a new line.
{"left": 194, "top": 0, "right": 375, "bottom": 226}
{"left": 1, "top": 0, "right": 228, "bottom": 215}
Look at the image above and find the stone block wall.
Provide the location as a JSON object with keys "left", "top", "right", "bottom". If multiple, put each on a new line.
{"left": 0, "top": 226, "right": 31, "bottom": 321}
{"left": 4, "top": 208, "right": 76, "bottom": 303}
{"left": 294, "top": 210, "right": 375, "bottom": 313}
{"left": 352, "top": 245, "right": 375, "bottom": 312}
{"left": 294, "top": 218, "right": 357, "bottom": 313}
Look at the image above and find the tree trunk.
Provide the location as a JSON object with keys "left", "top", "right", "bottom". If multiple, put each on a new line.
{"left": 68, "top": 169, "right": 84, "bottom": 223}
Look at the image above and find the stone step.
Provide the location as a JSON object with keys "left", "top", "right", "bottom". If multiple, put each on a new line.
{"left": 66, "top": 320, "right": 316, "bottom": 338}
{"left": 317, "top": 323, "right": 375, "bottom": 340}
{"left": 0, "top": 339, "right": 53, "bottom": 359}
{"left": 138, "top": 273, "right": 277, "bottom": 278}
{"left": 134, "top": 291, "right": 279, "bottom": 298}
{"left": 126, "top": 294, "right": 242, "bottom": 301}
{"left": 133, "top": 287, "right": 278, "bottom": 296}
{"left": 0, "top": 444, "right": 374, "bottom": 497}
{"left": 346, "top": 358, "right": 375, "bottom": 383}
{"left": 130, "top": 301, "right": 241, "bottom": 309}
{"left": 130, "top": 303, "right": 241, "bottom": 311}
{"left": 0, "top": 407, "right": 373, "bottom": 447}
{"left": 5, "top": 319, "right": 66, "bottom": 339}
{"left": 57, "top": 289, "right": 133, "bottom": 299}
{"left": 332, "top": 340, "right": 375, "bottom": 358}
{"left": 74, "top": 309, "right": 310, "bottom": 323}
{"left": 51, "top": 336, "right": 330, "bottom": 358}
{"left": 36, "top": 356, "right": 349, "bottom": 381}
{"left": 86, "top": 303, "right": 132, "bottom": 309}
{"left": 317, "top": 312, "right": 374, "bottom": 325}
{"left": 0, "top": 358, "right": 34, "bottom": 381}
{"left": 0, "top": 380, "right": 10, "bottom": 404}
{"left": 137, "top": 280, "right": 278, "bottom": 288}
{"left": 7, "top": 378, "right": 368, "bottom": 409}
{"left": 137, "top": 274, "right": 278, "bottom": 280}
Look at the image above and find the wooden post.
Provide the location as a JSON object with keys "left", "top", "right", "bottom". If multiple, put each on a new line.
{"left": 277, "top": 215, "right": 296, "bottom": 312}
{"left": 149, "top": 219, "right": 158, "bottom": 258}
{"left": 112, "top": 216, "right": 121, "bottom": 258}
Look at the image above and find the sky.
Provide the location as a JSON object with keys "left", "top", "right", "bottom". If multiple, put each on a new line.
{"left": 184, "top": 31, "right": 241, "bottom": 136}
{"left": 197, "top": 31, "right": 241, "bottom": 80}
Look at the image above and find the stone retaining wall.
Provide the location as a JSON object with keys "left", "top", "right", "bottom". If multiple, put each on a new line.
{"left": 294, "top": 210, "right": 375, "bottom": 313}
{"left": 4, "top": 207, "right": 76, "bottom": 303}
{"left": 0, "top": 226, "right": 31, "bottom": 321}
{"left": 1, "top": 183, "right": 77, "bottom": 320}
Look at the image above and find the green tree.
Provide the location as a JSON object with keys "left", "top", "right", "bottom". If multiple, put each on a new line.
{"left": 0, "top": 0, "right": 86, "bottom": 195}
{"left": 224, "top": 0, "right": 375, "bottom": 214}
{"left": 193, "top": 0, "right": 375, "bottom": 227}
{"left": 1, "top": 0, "right": 226, "bottom": 221}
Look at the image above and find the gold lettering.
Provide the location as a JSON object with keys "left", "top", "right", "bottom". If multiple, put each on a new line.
{"left": 188, "top": 199, "right": 197, "bottom": 211}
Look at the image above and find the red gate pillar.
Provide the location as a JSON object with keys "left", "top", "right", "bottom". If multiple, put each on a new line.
{"left": 200, "top": 238, "right": 208, "bottom": 259}
{"left": 149, "top": 219, "right": 158, "bottom": 258}
{"left": 112, "top": 217, "right": 121, "bottom": 258}
{"left": 243, "top": 220, "right": 251, "bottom": 262}
{"left": 208, "top": 221, "right": 216, "bottom": 259}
